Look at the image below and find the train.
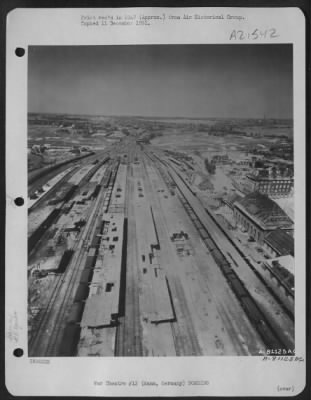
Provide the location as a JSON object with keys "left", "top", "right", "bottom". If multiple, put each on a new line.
{"left": 28, "top": 156, "right": 111, "bottom": 255}
{"left": 28, "top": 151, "right": 95, "bottom": 185}
{"left": 162, "top": 163, "right": 287, "bottom": 352}
{"left": 59, "top": 221, "right": 104, "bottom": 356}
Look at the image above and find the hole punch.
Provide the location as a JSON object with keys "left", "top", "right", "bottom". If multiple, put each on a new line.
{"left": 13, "top": 348, "right": 24, "bottom": 357}
{"left": 15, "top": 47, "right": 25, "bottom": 57}
{"left": 14, "top": 197, "right": 24, "bottom": 206}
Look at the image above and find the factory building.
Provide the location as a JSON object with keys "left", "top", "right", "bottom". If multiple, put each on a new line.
{"left": 245, "top": 174, "right": 293, "bottom": 198}
{"left": 233, "top": 192, "right": 293, "bottom": 244}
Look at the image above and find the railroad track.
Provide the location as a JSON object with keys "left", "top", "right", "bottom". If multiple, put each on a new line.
{"left": 114, "top": 159, "right": 130, "bottom": 357}
{"left": 166, "top": 159, "right": 295, "bottom": 311}
{"left": 169, "top": 278, "right": 202, "bottom": 356}
{"left": 28, "top": 173, "right": 109, "bottom": 356}
{"left": 128, "top": 157, "right": 144, "bottom": 356}
{"left": 28, "top": 267, "right": 65, "bottom": 354}
{"left": 153, "top": 156, "right": 293, "bottom": 352}
{"left": 50, "top": 185, "right": 108, "bottom": 355}
{"left": 28, "top": 153, "right": 110, "bottom": 213}
{"left": 145, "top": 153, "right": 261, "bottom": 355}
{"left": 28, "top": 165, "right": 79, "bottom": 214}
{"left": 141, "top": 153, "right": 202, "bottom": 356}
{"left": 28, "top": 156, "right": 110, "bottom": 258}
{"left": 115, "top": 153, "right": 143, "bottom": 356}
{"left": 204, "top": 206, "right": 295, "bottom": 305}
{"left": 28, "top": 151, "right": 96, "bottom": 188}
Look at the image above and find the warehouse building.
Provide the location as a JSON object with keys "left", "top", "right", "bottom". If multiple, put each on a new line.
{"left": 263, "top": 229, "right": 294, "bottom": 258}
{"left": 233, "top": 192, "right": 293, "bottom": 244}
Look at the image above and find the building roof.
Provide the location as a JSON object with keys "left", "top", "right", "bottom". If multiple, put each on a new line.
{"left": 264, "top": 229, "right": 294, "bottom": 256}
{"left": 234, "top": 192, "right": 293, "bottom": 230}
{"left": 223, "top": 193, "right": 243, "bottom": 209}
{"left": 246, "top": 173, "right": 293, "bottom": 182}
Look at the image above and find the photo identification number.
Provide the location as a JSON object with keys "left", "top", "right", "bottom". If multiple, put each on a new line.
{"left": 230, "top": 28, "right": 279, "bottom": 41}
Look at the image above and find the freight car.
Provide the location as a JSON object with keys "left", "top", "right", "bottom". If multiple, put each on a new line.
{"left": 55, "top": 249, "right": 74, "bottom": 273}
{"left": 219, "top": 260, "right": 233, "bottom": 276}
{"left": 166, "top": 171, "right": 287, "bottom": 351}
{"left": 239, "top": 296, "right": 264, "bottom": 323}
{"left": 59, "top": 323, "right": 81, "bottom": 356}
{"left": 102, "top": 170, "right": 112, "bottom": 188}
{"left": 28, "top": 208, "right": 61, "bottom": 253}
{"left": 256, "top": 319, "right": 283, "bottom": 350}
{"left": 28, "top": 151, "right": 95, "bottom": 185}
{"left": 91, "top": 185, "right": 101, "bottom": 198}
{"left": 84, "top": 251, "right": 96, "bottom": 270}
{"left": 90, "top": 232, "right": 101, "bottom": 248}
{"left": 227, "top": 273, "right": 249, "bottom": 299}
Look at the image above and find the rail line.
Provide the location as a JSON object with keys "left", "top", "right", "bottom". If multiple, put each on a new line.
{"left": 46, "top": 190, "right": 104, "bottom": 355}
{"left": 203, "top": 205, "right": 295, "bottom": 305}
{"left": 28, "top": 157, "right": 117, "bottom": 356}
{"left": 48, "top": 159, "right": 121, "bottom": 355}
{"left": 148, "top": 152, "right": 292, "bottom": 352}
{"left": 28, "top": 144, "right": 295, "bottom": 357}
{"left": 169, "top": 278, "right": 202, "bottom": 356}
{"left": 114, "top": 158, "right": 130, "bottom": 357}
{"left": 166, "top": 157, "right": 295, "bottom": 310}
{"left": 141, "top": 154, "right": 202, "bottom": 356}
{"left": 150, "top": 150, "right": 295, "bottom": 313}
{"left": 28, "top": 165, "right": 79, "bottom": 214}
{"left": 28, "top": 151, "right": 95, "bottom": 186}
{"left": 28, "top": 181, "right": 107, "bottom": 356}
{"left": 28, "top": 157, "right": 110, "bottom": 257}
{"left": 114, "top": 154, "right": 143, "bottom": 356}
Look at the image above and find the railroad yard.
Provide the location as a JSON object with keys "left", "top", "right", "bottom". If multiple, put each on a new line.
{"left": 28, "top": 135, "right": 295, "bottom": 357}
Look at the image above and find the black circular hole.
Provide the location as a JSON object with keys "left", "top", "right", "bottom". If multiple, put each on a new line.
{"left": 15, "top": 47, "right": 25, "bottom": 57}
{"left": 13, "top": 348, "right": 24, "bottom": 357}
{"left": 14, "top": 197, "right": 24, "bottom": 206}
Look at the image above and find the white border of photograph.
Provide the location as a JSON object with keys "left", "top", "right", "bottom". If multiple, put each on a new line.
{"left": 6, "top": 7, "right": 306, "bottom": 396}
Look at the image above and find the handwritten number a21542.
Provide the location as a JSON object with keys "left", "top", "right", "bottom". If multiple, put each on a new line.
{"left": 229, "top": 28, "right": 278, "bottom": 40}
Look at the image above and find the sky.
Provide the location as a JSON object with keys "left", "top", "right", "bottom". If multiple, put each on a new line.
{"left": 28, "top": 45, "right": 293, "bottom": 119}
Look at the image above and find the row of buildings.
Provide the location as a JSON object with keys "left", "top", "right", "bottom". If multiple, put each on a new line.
{"left": 210, "top": 153, "right": 294, "bottom": 198}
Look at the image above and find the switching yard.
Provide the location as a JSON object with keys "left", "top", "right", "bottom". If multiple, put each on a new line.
{"left": 28, "top": 138, "right": 295, "bottom": 357}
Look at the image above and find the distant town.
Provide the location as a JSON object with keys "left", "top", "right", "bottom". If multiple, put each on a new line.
{"left": 28, "top": 112, "right": 294, "bottom": 357}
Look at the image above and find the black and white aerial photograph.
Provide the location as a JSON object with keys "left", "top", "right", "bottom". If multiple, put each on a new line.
{"left": 27, "top": 44, "right": 295, "bottom": 357}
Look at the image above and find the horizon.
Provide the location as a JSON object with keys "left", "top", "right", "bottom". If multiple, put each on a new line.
{"left": 28, "top": 111, "right": 293, "bottom": 122}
